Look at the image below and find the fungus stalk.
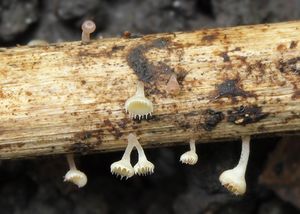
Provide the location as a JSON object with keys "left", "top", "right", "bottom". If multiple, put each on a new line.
{"left": 64, "top": 154, "right": 87, "bottom": 188}
{"left": 125, "top": 81, "right": 153, "bottom": 119}
{"left": 110, "top": 133, "right": 154, "bottom": 179}
{"left": 219, "top": 136, "right": 251, "bottom": 195}
{"left": 81, "top": 20, "right": 96, "bottom": 43}
{"left": 180, "top": 139, "right": 198, "bottom": 165}
{"left": 129, "top": 134, "right": 155, "bottom": 175}
{"left": 110, "top": 134, "right": 135, "bottom": 179}
{"left": 166, "top": 73, "right": 180, "bottom": 95}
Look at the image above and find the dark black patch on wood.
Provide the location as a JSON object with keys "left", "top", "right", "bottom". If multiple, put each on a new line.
{"left": 219, "top": 52, "right": 230, "bottom": 62}
{"left": 227, "top": 105, "right": 269, "bottom": 125}
{"left": 201, "top": 109, "right": 224, "bottom": 131}
{"left": 278, "top": 57, "right": 300, "bottom": 75}
{"left": 215, "top": 79, "right": 252, "bottom": 99}
{"left": 127, "top": 38, "right": 174, "bottom": 83}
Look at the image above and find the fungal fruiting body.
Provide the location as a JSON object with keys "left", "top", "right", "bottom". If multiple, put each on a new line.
{"left": 110, "top": 135, "right": 135, "bottom": 179}
{"left": 180, "top": 139, "right": 198, "bottom": 165}
{"left": 219, "top": 136, "right": 251, "bottom": 195}
{"left": 64, "top": 154, "right": 87, "bottom": 188}
{"left": 27, "top": 40, "right": 48, "bottom": 46}
{"left": 81, "top": 20, "right": 96, "bottom": 43}
{"left": 111, "top": 133, "right": 154, "bottom": 179}
{"left": 166, "top": 73, "right": 180, "bottom": 95}
{"left": 129, "top": 134, "right": 155, "bottom": 175}
{"left": 125, "top": 81, "right": 153, "bottom": 119}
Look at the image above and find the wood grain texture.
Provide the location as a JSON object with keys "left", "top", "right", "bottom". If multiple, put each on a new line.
{"left": 0, "top": 21, "right": 300, "bottom": 159}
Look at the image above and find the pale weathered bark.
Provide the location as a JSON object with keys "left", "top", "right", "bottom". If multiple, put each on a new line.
{"left": 0, "top": 21, "right": 299, "bottom": 159}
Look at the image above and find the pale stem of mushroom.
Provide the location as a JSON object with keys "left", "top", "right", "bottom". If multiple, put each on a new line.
{"left": 131, "top": 136, "right": 147, "bottom": 161}
{"left": 82, "top": 32, "right": 91, "bottom": 43}
{"left": 236, "top": 136, "right": 250, "bottom": 174}
{"left": 135, "top": 81, "right": 145, "bottom": 97}
{"left": 66, "top": 154, "right": 77, "bottom": 170}
{"left": 121, "top": 139, "right": 135, "bottom": 161}
{"left": 189, "top": 139, "right": 196, "bottom": 152}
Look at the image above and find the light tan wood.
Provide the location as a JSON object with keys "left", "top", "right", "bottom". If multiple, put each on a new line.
{"left": 0, "top": 21, "right": 299, "bottom": 159}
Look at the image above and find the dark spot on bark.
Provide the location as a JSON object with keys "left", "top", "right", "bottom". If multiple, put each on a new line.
{"left": 227, "top": 105, "right": 269, "bottom": 125}
{"left": 117, "top": 118, "right": 131, "bottom": 129}
{"left": 292, "top": 90, "right": 300, "bottom": 100}
{"left": 103, "top": 119, "right": 123, "bottom": 139}
{"left": 81, "top": 80, "right": 86, "bottom": 85}
{"left": 179, "top": 121, "right": 192, "bottom": 131}
{"left": 25, "top": 91, "right": 32, "bottom": 96}
{"left": 111, "top": 45, "right": 125, "bottom": 52}
{"left": 176, "top": 67, "right": 188, "bottom": 85}
{"left": 277, "top": 44, "right": 287, "bottom": 52}
{"left": 123, "top": 31, "right": 143, "bottom": 39}
{"left": 201, "top": 32, "right": 219, "bottom": 43}
{"left": 215, "top": 79, "right": 252, "bottom": 100}
{"left": 290, "top": 41, "right": 298, "bottom": 49}
{"left": 17, "top": 143, "right": 26, "bottom": 148}
{"left": 278, "top": 57, "right": 300, "bottom": 75}
{"left": 127, "top": 37, "right": 173, "bottom": 83}
{"left": 230, "top": 47, "right": 241, "bottom": 52}
{"left": 0, "top": 143, "right": 12, "bottom": 150}
{"left": 219, "top": 51, "right": 230, "bottom": 62}
{"left": 74, "top": 131, "right": 92, "bottom": 141}
{"left": 77, "top": 50, "right": 102, "bottom": 58}
{"left": 201, "top": 109, "right": 224, "bottom": 131}
{"left": 69, "top": 142, "right": 94, "bottom": 154}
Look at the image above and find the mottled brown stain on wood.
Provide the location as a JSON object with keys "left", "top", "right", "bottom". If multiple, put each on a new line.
{"left": 227, "top": 105, "right": 269, "bottom": 125}
{"left": 292, "top": 90, "right": 300, "bottom": 100}
{"left": 277, "top": 44, "right": 287, "bottom": 52}
{"left": 201, "top": 109, "right": 224, "bottom": 131}
{"left": 214, "top": 79, "right": 254, "bottom": 101}
{"left": 25, "top": 91, "right": 32, "bottom": 96}
{"left": 278, "top": 57, "right": 300, "bottom": 75}
{"left": 201, "top": 31, "right": 220, "bottom": 44}
{"left": 290, "top": 41, "right": 298, "bottom": 49}
{"left": 103, "top": 119, "right": 123, "bottom": 139}
{"left": 127, "top": 37, "right": 174, "bottom": 83}
{"left": 69, "top": 142, "right": 95, "bottom": 154}
{"left": 219, "top": 51, "right": 230, "bottom": 62}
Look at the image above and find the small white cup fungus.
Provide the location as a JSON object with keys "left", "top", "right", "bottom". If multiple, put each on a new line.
{"left": 128, "top": 133, "right": 155, "bottom": 175}
{"left": 110, "top": 137, "right": 135, "bottom": 179}
{"left": 64, "top": 154, "right": 87, "bottom": 188}
{"left": 180, "top": 139, "right": 198, "bottom": 165}
{"left": 111, "top": 133, "right": 154, "bottom": 179}
{"left": 125, "top": 81, "right": 153, "bottom": 119}
{"left": 81, "top": 20, "right": 96, "bottom": 43}
{"left": 219, "top": 136, "right": 251, "bottom": 195}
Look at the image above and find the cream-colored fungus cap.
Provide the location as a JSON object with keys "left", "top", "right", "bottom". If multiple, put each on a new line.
{"left": 125, "top": 81, "right": 153, "bottom": 119}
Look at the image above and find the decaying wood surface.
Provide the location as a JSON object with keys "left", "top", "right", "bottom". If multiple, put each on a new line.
{"left": 0, "top": 21, "right": 299, "bottom": 159}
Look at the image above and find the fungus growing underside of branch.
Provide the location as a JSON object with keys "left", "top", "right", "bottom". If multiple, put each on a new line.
{"left": 0, "top": 21, "right": 299, "bottom": 159}
{"left": 64, "top": 154, "right": 87, "bottom": 188}
{"left": 219, "top": 136, "right": 251, "bottom": 195}
{"left": 111, "top": 133, "right": 154, "bottom": 179}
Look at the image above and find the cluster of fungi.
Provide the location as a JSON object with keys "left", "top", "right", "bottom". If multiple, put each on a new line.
{"left": 58, "top": 20, "right": 252, "bottom": 196}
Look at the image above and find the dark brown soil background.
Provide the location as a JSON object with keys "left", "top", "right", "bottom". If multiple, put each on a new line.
{"left": 0, "top": 0, "right": 300, "bottom": 213}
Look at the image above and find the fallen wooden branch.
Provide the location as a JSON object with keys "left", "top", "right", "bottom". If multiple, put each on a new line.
{"left": 0, "top": 21, "right": 299, "bottom": 159}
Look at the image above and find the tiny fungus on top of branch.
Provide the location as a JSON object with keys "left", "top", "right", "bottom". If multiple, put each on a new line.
{"left": 81, "top": 20, "right": 96, "bottom": 43}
